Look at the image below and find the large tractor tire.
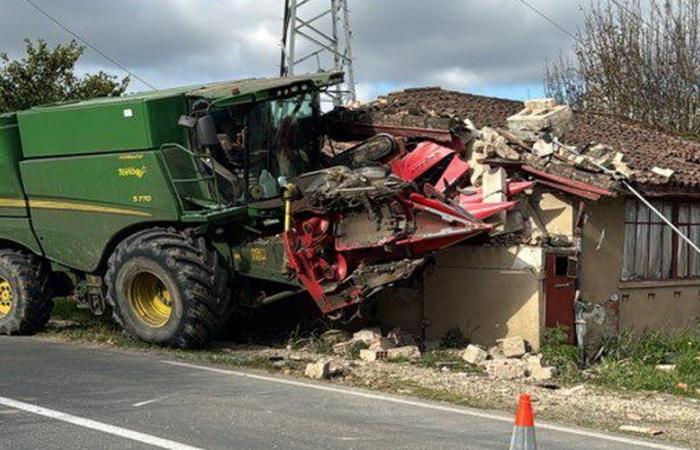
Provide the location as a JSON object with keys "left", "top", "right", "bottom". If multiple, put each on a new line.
{"left": 105, "top": 228, "right": 230, "bottom": 349}
{"left": 0, "top": 248, "right": 53, "bottom": 335}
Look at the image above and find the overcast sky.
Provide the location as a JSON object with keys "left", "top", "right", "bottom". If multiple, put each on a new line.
{"left": 0, "top": 0, "right": 591, "bottom": 101}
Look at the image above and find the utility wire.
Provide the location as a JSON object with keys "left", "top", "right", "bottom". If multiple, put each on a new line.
{"left": 515, "top": 0, "right": 578, "bottom": 41}
{"left": 19, "top": 0, "right": 157, "bottom": 90}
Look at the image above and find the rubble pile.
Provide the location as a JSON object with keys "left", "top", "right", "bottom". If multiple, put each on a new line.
{"left": 329, "top": 87, "right": 700, "bottom": 193}
{"left": 333, "top": 327, "right": 423, "bottom": 362}
{"left": 301, "top": 328, "right": 555, "bottom": 383}
{"left": 461, "top": 337, "right": 556, "bottom": 381}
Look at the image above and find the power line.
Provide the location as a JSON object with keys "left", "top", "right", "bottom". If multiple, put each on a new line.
{"left": 515, "top": 0, "right": 578, "bottom": 41}
{"left": 19, "top": 0, "right": 157, "bottom": 90}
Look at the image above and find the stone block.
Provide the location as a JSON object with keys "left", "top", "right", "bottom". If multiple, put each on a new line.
{"left": 359, "top": 349, "right": 387, "bottom": 362}
{"left": 462, "top": 345, "right": 488, "bottom": 366}
{"left": 304, "top": 361, "right": 330, "bottom": 379}
{"left": 498, "top": 336, "right": 527, "bottom": 358}
{"left": 387, "top": 346, "right": 422, "bottom": 360}
{"left": 483, "top": 358, "right": 528, "bottom": 379}
{"left": 352, "top": 328, "right": 382, "bottom": 344}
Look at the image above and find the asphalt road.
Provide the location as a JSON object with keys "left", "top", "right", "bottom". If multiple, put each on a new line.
{"left": 0, "top": 338, "right": 686, "bottom": 450}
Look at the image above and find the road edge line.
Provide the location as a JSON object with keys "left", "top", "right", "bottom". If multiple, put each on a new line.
{"left": 162, "top": 359, "right": 689, "bottom": 450}
{"left": 0, "top": 395, "right": 204, "bottom": 450}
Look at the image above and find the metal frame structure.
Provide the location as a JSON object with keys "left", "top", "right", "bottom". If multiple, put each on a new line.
{"left": 280, "top": 0, "right": 357, "bottom": 106}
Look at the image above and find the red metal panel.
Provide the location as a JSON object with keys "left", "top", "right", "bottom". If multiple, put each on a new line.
{"left": 522, "top": 165, "right": 613, "bottom": 197}
{"left": 459, "top": 200, "right": 519, "bottom": 220}
{"left": 459, "top": 180, "right": 534, "bottom": 204}
{"left": 391, "top": 142, "right": 455, "bottom": 181}
{"left": 435, "top": 156, "right": 471, "bottom": 193}
{"left": 536, "top": 180, "right": 601, "bottom": 201}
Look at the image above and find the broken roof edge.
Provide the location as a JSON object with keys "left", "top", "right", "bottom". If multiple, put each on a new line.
{"left": 349, "top": 87, "right": 700, "bottom": 194}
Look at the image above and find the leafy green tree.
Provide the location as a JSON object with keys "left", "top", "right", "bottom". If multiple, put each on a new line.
{"left": 0, "top": 39, "right": 129, "bottom": 113}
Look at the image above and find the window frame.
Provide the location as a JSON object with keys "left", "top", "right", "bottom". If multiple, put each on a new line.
{"left": 622, "top": 199, "right": 700, "bottom": 281}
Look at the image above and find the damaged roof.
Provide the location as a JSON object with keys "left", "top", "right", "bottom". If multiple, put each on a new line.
{"left": 352, "top": 87, "right": 700, "bottom": 193}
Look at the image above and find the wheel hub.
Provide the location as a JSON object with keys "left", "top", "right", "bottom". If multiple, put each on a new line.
{"left": 128, "top": 272, "right": 172, "bottom": 328}
{"left": 0, "top": 278, "right": 13, "bottom": 318}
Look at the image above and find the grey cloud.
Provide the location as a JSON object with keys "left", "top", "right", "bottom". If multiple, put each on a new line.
{"left": 0, "top": 0, "right": 589, "bottom": 96}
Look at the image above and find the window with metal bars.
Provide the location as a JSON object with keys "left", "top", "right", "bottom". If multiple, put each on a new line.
{"left": 622, "top": 199, "right": 700, "bottom": 281}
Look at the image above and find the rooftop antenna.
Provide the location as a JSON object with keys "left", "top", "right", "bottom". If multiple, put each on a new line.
{"left": 281, "top": 0, "right": 357, "bottom": 107}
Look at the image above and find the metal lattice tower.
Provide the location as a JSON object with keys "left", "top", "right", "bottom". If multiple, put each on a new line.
{"left": 280, "top": 0, "right": 357, "bottom": 106}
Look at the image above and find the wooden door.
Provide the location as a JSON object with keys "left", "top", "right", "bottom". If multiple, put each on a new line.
{"left": 545, "top": 253, "right": 576, "bottom": 343}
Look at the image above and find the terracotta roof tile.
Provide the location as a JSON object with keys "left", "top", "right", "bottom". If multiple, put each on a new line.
{"left": 355, "top": 88, "right": 700, "bottom": 191}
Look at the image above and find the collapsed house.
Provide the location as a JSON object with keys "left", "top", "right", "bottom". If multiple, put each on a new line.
{"left": 324, "top": 87, "right": 700, "bottom": 355}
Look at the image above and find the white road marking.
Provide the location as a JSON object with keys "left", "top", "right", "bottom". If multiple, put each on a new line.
{"left": 133, "top": 395, "right": 172, "bottom": 408}
{"left": 163, "top": 360, "right": 688, "bottom": 450}
{"left": 0, "top": 396, "right": 204, "bottom": 450}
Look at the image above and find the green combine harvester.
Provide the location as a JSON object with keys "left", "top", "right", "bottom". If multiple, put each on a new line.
{"left": 0, "top": 72, "right": 500, "bottom": 348}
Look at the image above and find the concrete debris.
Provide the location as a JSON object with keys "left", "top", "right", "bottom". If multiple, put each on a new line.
{"left": 462, "top": 345, "right": 489, "bottom": 366}
{"left": 525, "top": 354, "right": 556, "bottom": 381}
{"left": 359, "top": 349, "right": 388, "bottom": 362}
{"left": 352, "top": 328, "right": 383, "bottom": 344}
{"left": 651, "top": 166, "right": 675, "bottom": 178}
{"left": 618, "top": 425, "right": 665, "bottom": 437}
{"left": 304, "top": 360, "right": 330, "bottom": 380}
{"left": 498, "top": 336, "right": 527, "bottom": 358}
{"left": 387, "top": 346, "right": 422, "bottom": 361}
{"left": 488, "top": 345, "right": 506, "bottom": 360}
{"left": 483, "top": 358, "right": 529, "bottom": 380}
{"left": 532, "top": 139, "right": 554, "bottom": 158}
{"left": 525, "top": 98, "right": 557, "bottom": 111}
{"left": 506, "top": 99, "right": 573, "bottom": 141}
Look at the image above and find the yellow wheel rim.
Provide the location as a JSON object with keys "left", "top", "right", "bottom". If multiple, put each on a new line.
{"left": 0, "top": 278, "right": 13, "bottom": 318}
{"left": 128, "top": 272, "right": 172, "bottom": 328}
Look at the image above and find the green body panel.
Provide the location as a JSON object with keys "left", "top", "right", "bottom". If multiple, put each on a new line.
{"left": 0, "top": 114, "right": 28, "bottom": 217}
{"left": 20, "top": 151, "right": 181, "bottom": 271}
{"left": 0, "top": 217, "right": 42, "bottom": 254}
{"left": 17, "top": 95, "right": 187, "bottom": 158}
{"left": 0, "top": 72, "right": 343, "bottom": 283}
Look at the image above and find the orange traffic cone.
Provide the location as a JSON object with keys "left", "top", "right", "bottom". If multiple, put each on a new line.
{"left": 509, "top": 394, "right": 537, "bottom": 450}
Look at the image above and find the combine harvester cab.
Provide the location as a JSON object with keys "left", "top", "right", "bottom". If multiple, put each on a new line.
{"left": 0, "top": 72, "right": 529, "bottom": 347}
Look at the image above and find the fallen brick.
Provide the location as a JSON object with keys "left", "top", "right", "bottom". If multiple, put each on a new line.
{"left": 304, "top": 360, "right": 330, "bottom": 380}
{"left": 352, "top": 328, "right": 382, "bottom": 344}
{"left": 387, "top": 346, "right": 422, "bottom": 360}
{"left": 462, "top": 345, "right": 488, "bottom": 366}
{"left": 498, "top": 336, "right": 527, "bottom": 358}
{"left": 483, "top": 358, "right": 528, "bottom": 380}
{"left": 359, "top": 349, "right": 387, "bottom": 362}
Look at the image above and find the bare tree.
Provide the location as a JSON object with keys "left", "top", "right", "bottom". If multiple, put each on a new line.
{"left": 545, "top": 0, "right": 700, "bottom": 135}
